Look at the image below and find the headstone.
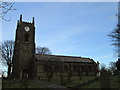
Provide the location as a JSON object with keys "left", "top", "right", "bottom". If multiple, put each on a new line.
{"left": 96, "top": 70, "right": 100, "bottom": 77}
{"left": 100, "top": 69, "right": 110, "bottom": 89}
{"left": 116, "top": 59, "right": 120, "bottom": 71}
{"left": 0, "top": 77, "right": 2, "bottom": 90}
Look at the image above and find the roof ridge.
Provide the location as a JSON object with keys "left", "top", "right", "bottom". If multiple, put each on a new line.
{"left": 35, "top": 54, "right": 92, "bottom": 59}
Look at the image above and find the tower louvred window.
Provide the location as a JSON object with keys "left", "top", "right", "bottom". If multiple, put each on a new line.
{"left": 24, "top": 33, "right": 29, "bottom": 42}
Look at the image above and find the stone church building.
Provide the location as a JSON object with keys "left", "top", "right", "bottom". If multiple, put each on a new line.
{"left": 12, "top": 15, "right": 99, "bottom": 79}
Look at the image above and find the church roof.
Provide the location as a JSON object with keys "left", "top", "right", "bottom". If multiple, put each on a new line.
{"left": 35, "top": 54, "right": 96, "bottom": 63}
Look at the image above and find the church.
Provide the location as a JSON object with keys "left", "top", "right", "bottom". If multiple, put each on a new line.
{"left": 12, "top": 15, "right": 99, "bottom": 79}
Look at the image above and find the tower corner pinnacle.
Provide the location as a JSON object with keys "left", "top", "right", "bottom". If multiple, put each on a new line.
{"left": 20, "top": 14, "right": 22, "bottom": 22}
{"left": 32, "top": 17, "right": 35, "bottom": 25}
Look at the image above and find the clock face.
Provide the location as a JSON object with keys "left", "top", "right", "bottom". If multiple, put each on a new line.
{"left": 24, "top": 26, "right": 30, "bottom": 32}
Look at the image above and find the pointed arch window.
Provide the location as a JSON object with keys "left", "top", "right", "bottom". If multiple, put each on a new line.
{"left": 24, "top": 33, "right": 29, "bottom": 42}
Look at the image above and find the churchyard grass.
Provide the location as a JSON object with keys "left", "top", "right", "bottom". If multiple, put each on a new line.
{"left": 39, "top": 75, "right": 119, "bottom": 88}
{"left": 81, "top": 75, "right": 119, "bottom": 88}
{"left": 65, "top": 76, "right": 95, "bottom": 88}
{"left": 39, "top": 75, "right": 95, "bottom": 87}
{"left": 2, "top": 75, "right": 119, "bottom": 88}
{"left": 2, "top": 79, "right": 47, "bottom": 88}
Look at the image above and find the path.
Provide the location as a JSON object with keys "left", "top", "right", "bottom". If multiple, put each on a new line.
{"left": 32, "top": 77, "right": 99, "bottom": 89}
{"left": 33, "top": 80, "right": 70, "bottom": 89}
{"left": 0, "top": 78, "right": 2, "bottom": 90}
{"left": 72, "top": 77, "right": 99, "bottom": 88}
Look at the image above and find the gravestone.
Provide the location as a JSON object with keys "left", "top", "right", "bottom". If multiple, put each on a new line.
{"left": 100, "top": 69, "right": 110, "bottom": 89}
{"left": 0, "top": 77, "right": 2, "bottom": 90}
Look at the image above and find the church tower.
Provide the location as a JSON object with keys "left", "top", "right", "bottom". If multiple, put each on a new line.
{"left": 12, "top": 15, "right": 35, "bottom": 79}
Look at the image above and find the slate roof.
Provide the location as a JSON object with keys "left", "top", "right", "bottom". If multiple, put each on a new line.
{"left": 35, "top": 54, "right": 96, "bottom": 64}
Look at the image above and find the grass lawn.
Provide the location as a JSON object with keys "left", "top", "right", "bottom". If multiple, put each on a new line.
{"left": 81, "top": 75, "right": 119, "bottom": 88}
{"left": 39, "top": 75, "right": 96, "bottom": 88}
{"left": 2, "top": 79, "right": 47, "bottom": 88}
{"left": 39, "top": 75, "right": 120, "bottom": 88}
{"left": 109, "top": 75, "right": 120, "bottom": 88}
{"left": 65, "top": 76, "right": 95, "bottom": 88}
{"left": 2, "top": 75, "right": 120, "bottom": 88}
{"left": 81, "top": 80, "right": 100, "bottom": 88}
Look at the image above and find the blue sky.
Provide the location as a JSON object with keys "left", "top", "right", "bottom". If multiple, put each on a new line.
{"left": 1, "top": 2, "right": 118, "bottom": 69}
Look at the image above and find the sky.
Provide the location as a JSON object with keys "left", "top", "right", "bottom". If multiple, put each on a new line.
{"left": 0, "top": 2, "right": 119, "bottom": 72}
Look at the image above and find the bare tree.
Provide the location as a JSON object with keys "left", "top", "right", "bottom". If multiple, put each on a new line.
{"left": 36, "top": 46, "right": 52, "bottom": 55}
{"left": 101, "top": 63, "right": 106, "bottom": 70}
{"left": 43, "top": 58, "right": 65, "bottom": 84}
{"left": 1, "top": 40, "right": 14, "bottom": 77}
{"left": 67, "top": 63, "right": 72, "bottom": 82}
{"left": 109, "top": 62, "right": 116, "bottom": 71}
{"left": 58, "top": 61, "right": 64, "bottom": 84}
{"left": 108, "top": 2, "right": 120, "bottom": 59}
{"left": 0, "top": 1, "right": 15, "bottom": 21}
{"left": 108, "top": 28, "right": 120, "bottom": 46}
{"left": 77, "top": 65, "right": 82, "bottom": 79}
{"left": 43, "top": 59, "right": 56, "bottom": 81}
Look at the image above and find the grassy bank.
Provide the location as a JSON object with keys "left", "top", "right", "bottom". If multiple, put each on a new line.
{"left": 2, "top": 75, "right": 120, "bottom": 88}
{"left": 2, "top": 79, "right": 47, "bottom": 88}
